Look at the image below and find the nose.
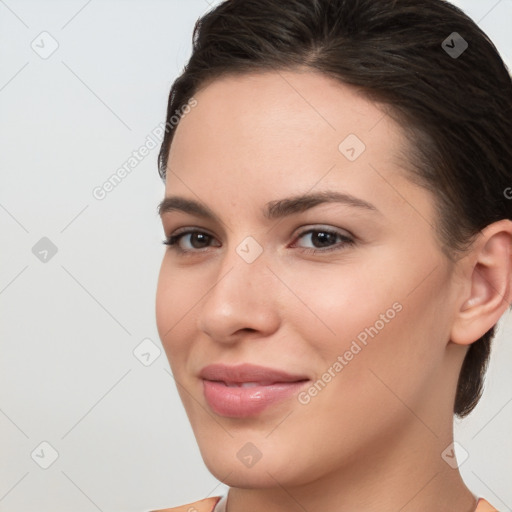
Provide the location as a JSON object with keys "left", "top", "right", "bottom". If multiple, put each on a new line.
{"left": 197, "top": 244, "right": 281, "bottom": 345}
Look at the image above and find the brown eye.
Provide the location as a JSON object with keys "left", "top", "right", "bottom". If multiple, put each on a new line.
{"left": 292, "top": 227, "right": 355, "bottom": 254}
{"left": 163, "top": 230, "right": 220, "bottom": 253}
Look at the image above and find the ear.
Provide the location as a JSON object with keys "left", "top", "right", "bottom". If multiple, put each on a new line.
{"left": 450, "top": 219, "right": 512, "bottom": 346}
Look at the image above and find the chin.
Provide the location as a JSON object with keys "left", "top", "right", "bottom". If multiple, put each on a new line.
{"left": 204, "top": 458, "right": 288, "bottom": 488}
{"left": 199, "top": 441, "right": 313, "bottom": 489}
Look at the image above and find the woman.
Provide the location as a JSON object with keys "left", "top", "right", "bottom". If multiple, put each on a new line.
{"left": 151, "top": 0, "right": 512, "bottom": 510}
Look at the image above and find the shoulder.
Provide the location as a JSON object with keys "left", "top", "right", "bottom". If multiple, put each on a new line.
{"left": 476, "top": 497, "right": 499, "bottom": 511}
{"left": 148, "top": 496, "right": 222, "bottom": 512}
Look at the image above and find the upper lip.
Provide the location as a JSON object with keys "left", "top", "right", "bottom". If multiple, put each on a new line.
{"left": 199, "top": 363, "right": 310, "bottom": 385}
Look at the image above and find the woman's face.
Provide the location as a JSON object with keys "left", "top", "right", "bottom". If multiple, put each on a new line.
{"left": 155, "top": 70, "right": 464, "bottom": 487}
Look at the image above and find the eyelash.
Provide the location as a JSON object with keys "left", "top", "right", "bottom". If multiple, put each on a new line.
{"left": 162, "top": 227, "right": 355, "bottom": 256}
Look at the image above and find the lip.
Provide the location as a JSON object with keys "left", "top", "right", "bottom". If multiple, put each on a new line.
{"left": 200, "top": 363, "right": 310, "bottom": 418}
{"left": 199, "top": 363, "right": 310, "bottom": 385}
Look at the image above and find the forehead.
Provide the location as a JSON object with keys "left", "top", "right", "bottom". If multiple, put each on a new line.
{"left": 164, "top": 69, "right": 433, "bottom": 226}
{"left": 174, "top": 69, "right": 390, "bottom": 146}
{"left": 168, "top": 70, "right": 401, "bottom": 172}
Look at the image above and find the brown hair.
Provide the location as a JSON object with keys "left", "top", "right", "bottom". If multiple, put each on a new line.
{"left": 157, "top": 0, "right": 512, "bottom": 417}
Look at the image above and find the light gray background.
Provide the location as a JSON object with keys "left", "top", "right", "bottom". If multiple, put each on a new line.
{"left": 0, "top": 1, "right": 511, "bottom": 511}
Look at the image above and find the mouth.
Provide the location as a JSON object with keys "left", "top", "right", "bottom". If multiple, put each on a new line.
{"left": 199, "top": 364, "right": 310, "bottom": 417}
{"left": 213, "top": 379, "right": 309, "bottom": 388}
{"left": 202, "top": 379, "right": 311, "bottom": 418}
{"left": 199, "top": 362, "right": 310, "bottom": 384}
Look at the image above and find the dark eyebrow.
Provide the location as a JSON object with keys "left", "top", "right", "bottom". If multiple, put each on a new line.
{"left": 158, "top": 196, "right": 222, "bottom": 223}
{"left": 157, "top": 190, "right": 380, "bottom": 221}
{"left": 264, "top": 190, "right": 379, "bottom": 219}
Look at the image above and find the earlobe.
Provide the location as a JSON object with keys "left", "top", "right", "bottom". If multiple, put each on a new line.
{"left": 450, "top": 220, "right": 512, "bottom": 346}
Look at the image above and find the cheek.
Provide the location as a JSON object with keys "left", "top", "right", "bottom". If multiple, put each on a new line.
{"left": 279, "top": 256, "right": 403, "bottom": 357}
{"left": 273, "top": 274, "right": 444, "bottom": 470}
{"left": 155, "top": 258, "right": 198, "bottom": 366}
{"left": 287, "top": 248, "right": 450, "bottom": 399}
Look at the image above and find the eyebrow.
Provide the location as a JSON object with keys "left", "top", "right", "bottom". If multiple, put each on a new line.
{"left": 157, "top": 190, "right": 380, "bottom": 222}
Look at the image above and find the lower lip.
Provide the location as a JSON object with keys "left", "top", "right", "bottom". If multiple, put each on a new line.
{"left": 203, "top": 379, "right": 309, "bottom": 418}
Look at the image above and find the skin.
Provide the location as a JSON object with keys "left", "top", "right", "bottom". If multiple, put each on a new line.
{"left": 155, "top": 69, "right": 512, "bottom": 512}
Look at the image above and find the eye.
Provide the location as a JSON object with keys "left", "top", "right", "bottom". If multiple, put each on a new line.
{"left": 162, "top": 226, "right": 355, "bottom": 255}
{"left": 162, "top": 229, "right": 219, "bottom": 254}
{"left": 291, "top": 227, "right": 355, "bottom": 254}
